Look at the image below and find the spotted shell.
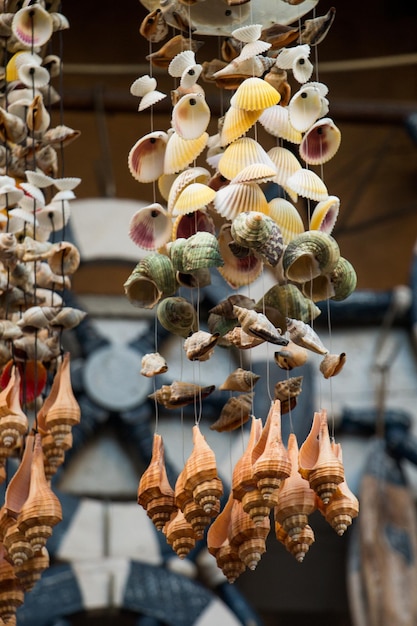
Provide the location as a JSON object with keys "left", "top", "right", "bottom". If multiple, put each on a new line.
{"left": 164, "top": 131, "right": 209, "bottom": 175}
{"left": 258, "top": 105, "right": 302, "bottom": 144}
{"left": 300, "top": 7, "right": 336, "bottom": 46}
{"left": 267, "top": 198, "right": 304, "bottom": 244}
{"left": 282, "top": 230, "right": 340, "bottom": 283}
{"left": 230, "top": 77, "right": 280, "bottom": 111}
{"left": 210, "top": 393, "right": 254, "bottom": 432}
{"left": 299, "top": 117, "right": 341, "bottom": 165}
{"left": 129, "top": 203, "right": 172, "bottom": 250}
{"left": 274, "top": 376, "right": 303, "bottom": 402}
{"left": 156, "top": 296, "right": 197, "bottom": 337}
{"left": 128, "top": 131, "right": 168, "bottom": 183}
{"left": 171, "top": 93, "right": 211, "bottom": 140}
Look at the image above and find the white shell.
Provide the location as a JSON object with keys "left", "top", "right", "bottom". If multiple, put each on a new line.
{"left": 238, "top": 40, "right": 272, "bottom": 62}
{"left": 288, "top": 86, "right": 324, "bottom": 133}
{"left": 267, "top": 146, "right": 302, "bottom": 188}
{"left": 286, "top": 168, "right": 328, "bottom": 202}
{"left": 171, "top": 93, "right": 210, "bottom": 140}
{"left": 258, "top": 105, "right": 302, "bottom": 144}
{"left": 130, "top": 75, "right": 157, "bottom": 97}
{"left": 276, "top": 44, "right": 311, "bottom": 69}
{"left": 169, "top": 50, "right": 196, "bottom": 78}
{"left": 231, "top": 24, "right": 263, "bottom": 43}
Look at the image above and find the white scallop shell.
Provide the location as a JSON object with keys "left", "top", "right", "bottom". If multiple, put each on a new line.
{"left": 258, "top": 105, "right": 302, "bottom": 144}
{"left": 231, "top": 24, "right": 263, "bottom": 43}
{"left": 218, "top": 137, "right": 276, "bottom": 180}
{"left": 36, "top": 200, "right": 71, "bottom": 232}
{"left": 167, "top": 166, "right": 211, "bottom": 213}
{"left": 267, "top": 197, "right": 305, "bottom": 244}
{"left": 19, "top": 182, "right": 45, "bottom": 209}
{"left": 267, "top": 146, "right": 302, "bottom": 188}
{"left": 171, "top": 93, "right": 210, "bottom": 140}
{"left": 292, "top": 54, "right": 314, "bottom": 84}
{"left": 53, "top": 177, "right": 82, "bottom": 192}
{"left": 24, "top": 170, "right": 53, "bottom": 189}
{"left": 128, "top": 131, "right": 169, "bottom": 183}
{"left": 139, "top": 90, "right": 167, "bottom": 111}
{"left": 18, "top": 62, "right": 50, "bottom": 89}
{"left": 168, "top": 50, "right": 196, "bottom": 78}
{"left": 129, "top": 203, "right": 172, "bottom": 251}
{"left": 130, "top": 75, "right": 157, "bottom": 97}
{"left": 214, "top": 181, "right": 268, "bottom": 220}
{"left": 286, "top": 168, "right": 328, "bottom": 202}
{"left": 164, "top": 131, "right": 209, "bottom": 175}
{"left": 299, "top": 117, "right": 341, "bottom": 165}
{"left": 231, "top": 163, "right": 277, "bottom": 184}
{"left": 276, "top": 44, "right": 311, "bottom": 69}
{"left": 238, "top": 40, "right": 272, "bottom": 62}
{"left": 288, "top": 85, "right": 324, "bottom": 133}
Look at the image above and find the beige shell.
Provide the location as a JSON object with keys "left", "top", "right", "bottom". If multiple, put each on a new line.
{"left": 216, "top": 222, "right": 262, "bottom": 289}
{"left": 288, "top": 84, "right": 325, "bottom": 133}
{"left": 223, "top": 326, "right": 265, "bottom": 350}
{"left": 319, "top": 352, "right": 347, "bottom": 379}
{"left": 149, "top": 381, "right": 215, "bottom": 409}
{"left": 184, "top": 425, "right": 223, "bottom": 513}
{"left": 0, "top": 106, "right": 27, "bottom": 145}
{"left": 232, "top": 416, "right": 263, "bottom": 501}
{"left": 210, "top": 392, "right": 254, "bottom": 432}
{"left": 230, "top": 77, "right": 280, "bottom": 111}
{"left": 12, "top": 4, "right": 53, "bottom": 47}
{"left": 140, "top": 352, "right": 168, "bottom": 378}
{"left": 171, "top": 93, "right": 211, "bottom": 140}
{"left": 146, "top": 35, "right": 204, "bottom": 70}
{"left": 219, "top": 368, "right": 260, "bottom": 392}
{"left": 300, "top": 117, "right": 341, "bottom": 165}
{"left": 167, "top": 166, "right": 211, "bottom": 212}
{"left": 183, "top": 330, "right": 220, "bottom": 361}
{"left": 258, "top": 104, "right": 302, "bottom": 144}
{"left": 320, "top": 443, "right": 359, "bottom": 535}
{"left": 47, "top": 241, "right": 81, "bottom": 275}
{"left": 274, "top": 341, "right": 309, "bottom": 370}
{"left": 220, "top": 106, "right": 262, "bottom": 146}
{"left": 233, "top": 305, "right": 287, "bottom": 346}
{"left": 172, "top": 182, "right": 215, "bottom": 215}
{"left": 300, "top": 7, "right": 336, "bottom": 46}
{"left": 310, "top": 195, "right": 340, "bottom": 234}
{"left": 13, "top": 546, "right": 50, "bottom": 592}
{"left": 229, "top": 498, "right": 269, "bottom": 571}
{"left": 282, "top": 230, "right": 340, "bottom": 283}
{"left": 165, "top": 509, "right": 196, "bottom": 558}
{"left": 267, "top": 146, "right": 302, "bottom": 191}
{"left": 137, "top": 433, "right": 177, "bottom": 530}
{"left": 207, "top": 492, "right": 246, "bottom": 583}
{"left": 139, "top": 8, "right": 169, "bottom": 43}
{"left": 0, "top": 368, "right": 28, "bottom": 449}
{"left": 285, "top": 168, "right": 328, "bottom": 202}
{"left": 214, "top": 181, "right": 269, "bottom": 221}
{"left": 274, "top": 376, "right": 303, "bottom": 402}
{"left": 164, "top": 131, "right": 209, "bottom": 175}
{"left": 285, "top": 317, "right": 328, "bottom": 355}
{"left": 128, "top": 131, "right": 168, "bottom": 183}
{"left": 26, "top": 93, "right": 50, "bottom": 134}
{"left": 213, "top": 54, "right": 275, "bottom": 83}
{"left": 218, "top": 137, "right": 276, "bottom": 180}
{"left": 128, "top": 203, "right": 173, "bottom": 251}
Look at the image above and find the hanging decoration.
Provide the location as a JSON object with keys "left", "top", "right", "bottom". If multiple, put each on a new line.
{"left": 127, "top": 0, "right": 359, "bottom": 582}
{"left": 0, "top": 1, "right": 84, "bottom": 620}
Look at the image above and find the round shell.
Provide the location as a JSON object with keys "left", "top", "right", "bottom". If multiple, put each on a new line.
{"left": 230, "top": 77, "right": 281, "bottom": 111}
{"left": 18, "top": 62, "right": 50, "bottom": 89}
{"left": 285, "top": 168, "right": 328, "bottom": 202}
{"left": 168, "top": 50, "right": 196, "bottom": 78}
{"left": 167, "top": 166, "right": 211, "bottom": 212}
{"left": 267, "top": 146, "right": 302, "bottom": 189}
{"left": 218, "top": 137, "right": 276, "bottom": 180}
{"left": 300, "top": 117, "right": 341, "bottom": 165}
{"left": 141, "top": 352, "right": 168, "bottom": 377}
{"left": 259, "top": 283, "right": 321, "bottom": 323}
{"left": 214, "top": 182, "right": 269, "bottom": 221}
{"left": 128, "top": 131, "right": 169, "bottom": 183}
{"left": 130, "top": 74, "right": 157, "bottom": 97}
{"left": 288, "top": 85, "right": 324, "bottom": 133}
{"left": 156, "top": 296, "right": 198, "bottom": 337}
{"left": 282, "top": 230, "right": 340, "bottom": 283}
{"left": 258, "top": 105, "right": 302, "bottom": 144}
{"left": 217, "top": 223, "right": 263, "bottom": 288}
{"left": 12, "top": 4, "right": 53, "bottom": 47}
{"left": 276, "top": 44, "right": 310, "bottom": 70}
{"left": 136, "top": 252, "right": 177, "bottom": 296}
{"left": 128, "top": 203, "right": 172, "bottom": 250}
{"left": 220, "top": 106, "right": 262, "bottom": 147}
{"left": 231, "top": 211, "right": 284, "bottom": 266}
{"left": 232, "top": 24, "right": 263, "bottom": 43}
{"left": 310, "top": 195, "right": 340, "bottom": 234}
{"left": 171, "top": 93, "right": 211, "bottom": 140}
{"left": 267, "top": 198, "right": 304, "bottom": 244}
{"left": 329, "top": 257, "right": 357, "bottom": 302}
{"left": 164, "top": 131, "right": 209, "bottom": 175}
{"left": 182, "top": 231, "right": 223, "bottom": 271}
{"left": 172, "top": 182, "right": 216, "bottom": 215}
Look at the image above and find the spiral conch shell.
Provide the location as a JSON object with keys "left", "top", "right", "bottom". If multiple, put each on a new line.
{"left": 137, "top": 433, "right": 177, "bottom": 531}
{"left": 219, "top": 368, "right": 260, "bottom": 392}
{"left": 285, "top": 318, "right": 328, "bottom": 355}
{"left": 207, "top": 492, "right": 246, "bottom": 583}
{"left": 282, "top": 230, "right": 340, "bottom": 284}
{"left": 157, "top": 296, "right": 197, "bottom": 338}
{"left": 0, "top": 367, "right": 28, "bottom": 449}
{"left": 149, "top": 381, "right": 215, "bottom": 409}
{"left": 231, "top": 211, "right": 284, "bottom": 267}
{"left": 233, "top": 305, "right": 288, "bottom": 346}
{"left": 183, "top": 425, "right": 223, "bottom": 515}
{"left": 210, "top": 392, "right": 254, "bottom": 433}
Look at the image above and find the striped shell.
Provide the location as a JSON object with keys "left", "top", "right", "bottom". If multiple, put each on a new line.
{"left": 164, "top": 131, "right": 209, "bottom": 175}
{"left": 217, "top": 223, "right": 263, "bottom": 288}
{"left": 156, "top": 296, "right": 197, "bottom": 337}
{"left": 218, "top": 137, "right": 276, "bottom": 181}
{"left": 219, "top": 368, "right": 260, "bottom": 392}
{"left": 230, "top": 77, "right": 281, "bottom": 111}
{"left": 285, "top": 317, "right": 328, "bottom": 355}
{"left": 258, "top": 283, "right": 321, "bottom": 323}
{"left": 231, "top": 211, "right": 284, "bottom": 267}
{"left": 310, "top": 195, "right": 340, "bottom": 234}
{"left": 285, "top": 168, "right": 328, "bottom": 202}
{"left": 214, "top": 182, "right": 269, "bottom": 221}
{"left": 172, "top": 182, "right": 216, "bottom": 215}
{"left": 282, "top": 230, "right": 340, "bottom": 283}
{"left": 149, "top": 381, "right": 215, "bottom": 409}
{"left": 220, "top": 106, "right": 263, "bottom": 146}
{"left": 167, "top": 166, "right": 211, "bottom": 212}
{"left": 258, "top": 105, "right": 302, "bottom": 144}
{"left": 210, "top": 393, "right": 254, "bottom": 432}
{"left": 267, "top": 198, "right": 305, "bottom": 244}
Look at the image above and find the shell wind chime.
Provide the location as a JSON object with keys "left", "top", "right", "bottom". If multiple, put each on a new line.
{"left": 0, "top": 1, "right": 84, "bottom": 617}
{"left": 128, "top": 0, "right": 359, "bottom": 582}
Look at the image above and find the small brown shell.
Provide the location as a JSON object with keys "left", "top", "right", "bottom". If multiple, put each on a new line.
{"left": 319, "top": 352, "right": 346, "bottom": 379}
{"left": 149, "top": 381, "right": 215, "bottom": 409}
{"left": 140, "top": 352, "right": 168, "bottom": 378}
{"left": 274, "top": 376, "right": 303, "bottom": 402}
{"left": 210, "top": 393, "right": 254, "bottom": 432}
{"left": 219, "top": 368, "right": 260, "bottom": 392}
{"left": 274, "top": 341, "right": 308, "bottom": 370}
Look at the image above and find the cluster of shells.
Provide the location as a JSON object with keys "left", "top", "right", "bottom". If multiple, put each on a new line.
{"left": 0, "top": 2, "right": 84, "bottom": 622}
{"left": 139, "top": 400, "right": 359, "bottom": 581}
{"left": 129, "top": 0, "right": 360, "bottom": 579}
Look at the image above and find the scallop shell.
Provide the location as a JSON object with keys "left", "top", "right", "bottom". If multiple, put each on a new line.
{"left": 309, "top": 195, "right": 340, "bottom": 234}
{"left": 282, "top": 230, "right": 340, "bottom": 283}
{"left": 128, "top": 203, "right": 172, "bottom": 250}
{"left": 139, "top": 8, "right": 169, "bottom": 43}
{"left": 285, "top": 168, "right": 328, "bottom": 202}
{"left": 149, "top": 381, "right": 215, "bottom": 409}
{"left": 238, "top": 40, "right": 272, "bottom": 62}
{"left": 288, "top": 83, "right": 328, "bottom": 132}
{"left": 267, "top": 198, "right": 304, "bottom": 244}
{"left": 128, "top": 131, "right": 169, "bottom": 183}
{"left": 299, "top": 117, "right": 341, "bottom": 165}
{"left": 217, "top": 223, "right": 263, "bottom": 288}
{"left": 164, "top": 131, "right": 209, "bottom": 175}
{"left": 319, "top": 352, "right": 347, "bottom": 379}
{"left": 214, "top": 181, "right": 269, "bottom": 220}
{"left": 139, "top": 90, "right": 167, "bottom": 112}
{"left": 219, "top": 368, "right": 260, "bottom": 392}
{"left": 231, "top": 24, "right": 263, "bottom": 43}
{"left": 258, "top": 105, "right": 302, "bottom": 144}
{"left": 167, "top": 166, "right": 211, "bottom": 212}
{"left": 172, "top": 208, "right": 215, "bottom": 240}
{"left": 12, "top": 4, "right": 53, "bottom": 47}
{"left": 42, "top": 124, "right": 81, "bottom": 148}
{"left": 230, "top": 77, "right": 281, "bottom": 111}
{"left": 140, "top": 352, "right": 168, "bottom": 378}
{"left": 156, "top": 296, "right": 197, "bottom": 337}
{"left": 130, "top": 73, "right": 158, "bottom": 97}
{"left": 218, "top": 137, "right": 276, "bottom": 180}
{"left": 171, "top": 93, "right": 211, "bottom": 140}
{"left": 285, "top": 317, "right": 328, "bottom": 355}
{"left": 168, "top": 50, "right": 197, "bottom": 78}
{"left": 276, "top": 44, "right": 311, "bottom": 70}
{"left": 183, "top": 330, "right": 220, "bottom": 361}
{"left": 267, "top": 146, "right": 302, "bottom": 191}
{"left": 220, "top": 106, "right": 262, "bottom": 146}
{"left": 210, "top": 392, "right": 254, "bottom": 432}
{"left": 231, "top": 163, "right": 277, "bottom": 185}
{"left": 172, "top": 182, "right": 215, "bottom": 215}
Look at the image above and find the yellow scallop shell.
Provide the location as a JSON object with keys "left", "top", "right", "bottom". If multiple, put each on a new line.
{"left": 286, "top": 168, "right": 328, "bottom": 202}
{"left": 230, "top": 77, "right": 281, "bottom": 111}
{"left": 167, "top": 166, "right": 211, "bottom": 213}
{"left": 258, "top": 105, "right": 302, "bottom": 144}
{"left": 267, "top": 146, "right": 302, "bottom": 188}
{"left": 172, "top": 182, "right": 216, "bottom": 216}
{"left": 267, "top": 197, "right": 305, "bottom": 244}
{"left": 214, "top": 182, "right": 269, "bottom": 221}
{"left": 220, "top": 106, "right": 263, "bottom": 147}
{"left": 164, "top": 131, "right": 209, "bottom": 175}
{"left": 218, "top": 137, "right": 276, "bottom": 180}
{"left": 231, "top": 163, "right": 277, "bottom": 185}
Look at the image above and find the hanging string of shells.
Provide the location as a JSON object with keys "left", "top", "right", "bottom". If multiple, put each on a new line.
{"left": 128, "top": 0, "right": 359, "bottom": 582}
{"left": 0, "top": 1, "right": 84, "bottom": 621}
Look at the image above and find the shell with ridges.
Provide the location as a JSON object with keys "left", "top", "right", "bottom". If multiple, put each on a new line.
{"left": 274, "top": 376, "right": 303, "bottom": 402}
{"left": 285, "top": 317, "right": 328, "bottom": 355}
{"left": 165, "top": 509, "right": 196, "bottom": 558}
{"left": 300, "top": 117, "right": 341, "bottom": 165}
{"left": 310, "top": 195, "right": 340, "bottom": 234}
{"left": 232, "top": 416, "right": 263, "bottom": 501}
{"left": 137, "top": 433, "right": 177, "bottom": 530}
{"left": 168, "top": 50, "right": 196, "bottom": 78}
{"left": 219, "top": 368, "right": 260, "bottom": 392}
{"left": 214, "top": 181, "right": 269, "bottom": 221}
{"left": 164, "top": 131, "right": 209, "bottom": 175}
{"left": 259, "top": 105, "right": 302, "bottom": 144}
{"left": 129, "top": 203, "right": 172, "bottom": 251}
{"left": 329, "top": 256, "right": 357, "bottom": 302}
{"left": 128, "top": 131, "right": 168, "bottom": 183}
{"left": 171, "top": 93, "right": 211, "bottom": 140}
{"left": 220, "top": 106, "right": 263, "bottom": 147}
{"left": 12, "top": 4, "right": 53, "bottom": 47}
{"left": 233, "top": 305, "right": 288, "bottom": 345}
{"left": 149, "top": 381, "right": 215, "bottom": 409}
{"left": 207, "top": 492, "right": 246, "bottom": 583}
{"left": 218, "top": 137, "right": 277, "bottom": 181}
{"left": 135, "top": 252, "right": 178, "bottom": 297}
{"left": 183, "top": 330, "right": 220, "bottom": 361}
{"left": 320, "top": 443, "right": 359, "bottom": 535}
{"left": 172, "top": 209, "right": 215, "bottom": 241}
{"left": 230, "top": 77, "right": 280, "bottom": 111}
{"left": 257, "top": 283, "right": 321, "bottom": 324}
{"left": 223, "top": 326, "right": 265, "bottom": 350}
{"left": 231, "top": 210, "right": 284, "bottom": 267}
{"left": 156, "top": 296, "right": 197, "bottom": 337}
{"left": 140, "top": 352, "right": 168, "bottom": 378}
{"left": 184, "top": 424, "right": 223, "bottom": 514}
{"left": 210, "top": 392, "right": 254, "bottom": 433}
{"left": 267, "top": 146, "right": 302, "bottom": 190}
{"left": 231, "top": 24, "right": 263, "bottom": 43}
{"left": 217, "top": 224, "right": 264, "bottom": 288}
{"left": 172, "top": 182, "right": 215, "bottom": 215}
{"left": 282, "top": 230, "right": 340, "bottom": 283}
{"left": 0, "top": 368, "right": 28, "bottom": 449}
{"left": 237, "top": 40, "right": 272, "bottom": 62}
{"left": 229, "top": 498, "right": 269, "bottom": 571}
{"left": 13, "top": 545, "right": 50, "bottom": 592}
{"left": 285, "top": 168, "right": 328, "bottom": 202}
{"left": 182, "top": 231, "right": 223, "bottom": 271}
{"left": 167, "top": 166, "right": 211, "bottom": 213}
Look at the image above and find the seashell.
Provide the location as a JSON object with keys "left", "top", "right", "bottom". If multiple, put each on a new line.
{"left": 231, "top": 163, "right": 277, "bottom": 185}
{"left": 207, "top": 493, "right": 246, "bottom": 583}
{"left": 233, "top": 305, "right": 288, "bottom": 346}
{"left": 172, "top": 182, "right": 215, "bottom": 215}
{"left": 285, "top": 317, "right": 328, "bottom": 355}
{"left": 181, "top": 231, "right": 223, "bottom": 271}
{"left": 13, "top": 546, "right": 50, "bottom": 592}
{"left": 26, "top": 93, "right": 50, "bottom": 134}
{"left": 130, "top": 74, "right": 157, "bottom": 97}
{"left": 165, "top": 509, "right": 196, "bottom": 558}
{"left": 267, "top": 146, "right": 302, "bottom": 194}
{"left": 0, "top": 368, "right": 28, "bottom": 449}
{"left": 49, "top": 307, "right": 87, "bottom": 331}
{"left": 276, "top": 44, "right": 313, "bottom": 84}
{"left": 229, "top": 498, "right": 269, "bottom": 571}
{"left": 167, "top": 166, "right": 211, "bottom": 213}
{"left": 285, "top": 168, "right": 328, "bottom": 202}
{"left": 263, "top": 67, "right": 291, "bottom": 106}
{"left": 319, "top": 352, "right": 346, "bottom": 379}
{"left": 35, "top": 200, "right": 71, "bottom": 234}
{"left": 139, "top": 8, "right": 169, "bottom": 42}
{"left": 129, "top": 203, "right": 172, "bottom": 251}
{"left": 320, "top": 443, "right": 359, "bottom": 535}
{"left": 298, "top": 409, "right": 345, "bottom": 504}
{"left": 171, "top": 93, "right": 211, "bottom": 140}
{"left": 134, "top": 252, "right": 177, "bottom": 297}
{"left": 220, "top": 106, "right": 262, "bottom": 146}
{"left": 18, "top": 61, "right": 50, "bottom": 89}
{"left": 261, "top": 23, "right": 300, "bottom": 50}
{"left": 17, "top": 433, "right": 62, "bottom": 552}
{"left": 16, "top": 305, "right": 57, "bottom": 332}
{"left": 252, "top": 400, "right": 291, "bottom": 500}
{"left": 274, "top": 432, "right": 316, "bottom": 540}
{"left": 0, "top": 177, "right": 24, "bottom": 206}
{"left": 0, "top": 549, "right": 25, "bottom": 621}
{"left": 237, "top": 40, "right": 272, "bottom": 62}
{"left": 146, "top": 35, "right": 204, "bottom": 69}
{"left": 230, "top": 77, "right": 280, "bottom": 111}
{"left": 149, "top": 381, "right": 215, "bottom": 409}
{"left": 0, "top": 107, "right": 27, "bottom": 145}
{"left": 231, "top": 210, "right": 284, "bottom": 267}
{"left": 282, "top": 230, "right": 340, "bottom": 283}
{"left": 213, "top": 54, "right": 275, "bottom": 84}
{"left": 258, "top": 283, "right": 321, "bottom": 324}
{"left": 279, "top": 521, "right": 315, "bottom": 562}
{"left": 138, "top": 89, "right": 167, "bottom": 112}
{"left": 141, "top": 352, "right": 168, "bottom": 378}
{"left": 299, "top": 117, "right": 341, "bottom": 165}
{"left": 184, "top": 424, "right": 223, "bottom": 513}
{"left": 300, "top": 6, "right": 336, "bottom": 46}
{"left": 124, "top": 273, "right": 162, "bottom": 309}
{"left": 47, "top": 241, "right": 81, "bottom": 276}
{"left": 221, "top": 37, "right": 241, "bottom": 62}
{"left": 128, "top": 131, "right": 168, "bottom": 183}
{"left": 209, "top": 293, "right": 256, "bottom": 319}
{"left": 328, "top": 256, "right": 357, "bottom": 302}
{"left": 156, "top": 296, "right": 197, "bottom": 337}
{"left": 288, "top": 84, "right": 327, "bottom": 133}
{"left": 0, "top": 321, "right": 22, "bottom": 341}
{"left": 223, "top": 326, "right": 265, "bottom": 350}
{"left": 214, "top": 182, "right": 269, "bottom": 221}
{"left": 210, "top": 392, "right": 254, "bottom": 432}
{"left": 41, "top": 432, "right": 67, "bottom": 480}
{"left": 42, "top": 54, "right": 62, "bottom": 79}
{"left": 50, "top": 12, "right": 70, "bottom": 32}
{"left": 183, "top": 330, "right": 219, "bottom": 361}
{"left": 3, "top": 518, "right": 34, "bottom": 568}
{"left": 231, "top": 24, "right": 263, "bottom": 43}
{"left": 176, "top": 267, "right": 211, "bottom": 289}
{"left": 219, "top": 368, "right": 260, "bottom": 392}
{"left": 163, "top": 131, "right": 209, "bottom": 175}
{"left": 181, "top": 491, "right": 217, "bottom": 538}
{"left": 274, "top": 341, "right": 309, "bottom": 370}
{"left": 42, "top": 124, "right": 81, "bottom": 148}
{"left": 172, "top": 209, "right": 215, "bottom": 241}
{"left": 274, "top": 376, "right": 303, "bottom": 403}
{"left": 168, "top": 50, "right": 196, "bottom": 77}
{"left": 137, "top": 433, "right": 177, "bottom": 530}
{"left": 310, "top": 195, "right": 340, "bottom": 234}
{"left": 12, "top": 4, "right": 53, "bottom": 47}
{"left": 259, "top": 104, "right": 302, "bottom": 144}
{"left": 40, "top": 353, "right": 81, "bottom": 444}
{"left": 231, "top": 416, "right": 262, "bottom": 501}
